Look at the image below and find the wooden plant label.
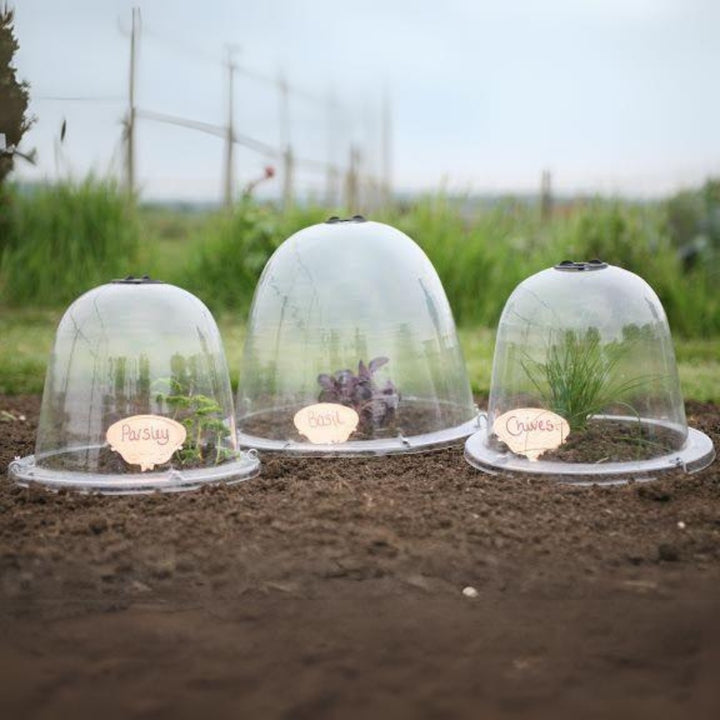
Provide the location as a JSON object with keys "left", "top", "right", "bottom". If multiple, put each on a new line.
{"left": 106, "top": 415, "right": 187, "bottom": 472}
{"left": 492, "top": 408, "right": 569, "bottom": 461}
{"left": 294, "top": 403, "right": 359, "bottom": 444}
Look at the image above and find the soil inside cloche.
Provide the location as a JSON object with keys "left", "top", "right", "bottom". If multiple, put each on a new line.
{"left": 1, "top": 394, "right": 720, "bottom": 720}
{"left": 539, "top": 418, "right": 683, "bottom": 463}
{"left": 239, "top": 400, "right": 470, "bottom": 443}
{"left": 40, "top": 444, "right": 236, "bottom": 474}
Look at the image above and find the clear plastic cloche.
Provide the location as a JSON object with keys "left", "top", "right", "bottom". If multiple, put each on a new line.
{"left": 236, "top": 216, "right": 479, "bottom": 453}
{"left": 9, "top": 277, "right": 260, "bottom": 493}
{"left": 464, "top": 261, "right": 714, "bottom": 483}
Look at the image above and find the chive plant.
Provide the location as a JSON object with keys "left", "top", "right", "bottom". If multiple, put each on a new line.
{"left": 521, "top": 329, "right": 649, "bottom": 432}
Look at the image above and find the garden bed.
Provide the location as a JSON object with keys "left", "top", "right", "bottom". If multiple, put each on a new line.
{"left": 1, "top": 394, "right": 719, "bottom": 719}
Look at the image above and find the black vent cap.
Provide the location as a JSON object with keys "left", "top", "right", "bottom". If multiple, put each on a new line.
{"left": 111, "top": 275, "right": 164, "bottom": 284}
{"left": 325, "top": 215, "right": 367, "bottom": 224}
{"left": 554, "top": 259, "right": 608, "bottom": 272}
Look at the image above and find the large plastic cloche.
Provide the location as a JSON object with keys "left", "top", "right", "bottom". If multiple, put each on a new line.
{"left": 236, "top": 216, "right": 479, "bottom": 453}
{"left": 9, "top": 278, "right": 259, "bottom": 493}
{"left": 465, "top": 261, "right": 714, "bottom": 483}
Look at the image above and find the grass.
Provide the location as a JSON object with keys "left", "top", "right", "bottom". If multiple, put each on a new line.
{"left": 4, "top": 180, "right": 720, "bottom": 337}
{"left": 0, "top": 178, "right": 717, "bottom": 403}
{"left": 1, "top": 179, "right": 141, "bottom": 305}
{"left": 520, "top": 329, "right": 653, "bottom": 431}
{"left": 0, "top": 308, "right": 717, "bottom": 402}
{"left": 0, "top": 309, "right": 59, "bottom": 394}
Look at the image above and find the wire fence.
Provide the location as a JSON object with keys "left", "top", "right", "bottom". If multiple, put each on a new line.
{"left": 29, "top": 7, "right": 392, "bottom": 210}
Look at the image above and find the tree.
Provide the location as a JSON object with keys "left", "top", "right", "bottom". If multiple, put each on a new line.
{"left": 0, "top": 4, "right": 33, "bottom": 184}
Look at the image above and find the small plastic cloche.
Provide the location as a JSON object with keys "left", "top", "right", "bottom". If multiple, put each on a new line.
{"left": 236, "top": 216, "right": 479, "bottom": 453}
{"left": 465, "top": 260, "right": 714, "bottom": 483}
{"left": 9, "top": 276, "right": 259, "bottom": 493}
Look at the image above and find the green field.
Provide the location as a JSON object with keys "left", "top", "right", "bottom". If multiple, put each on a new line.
{"left": 1, "top": 309, "right": 717, "bottom": 402}
{"left": 0, "top": 179, "right": 718, "bottom": 400}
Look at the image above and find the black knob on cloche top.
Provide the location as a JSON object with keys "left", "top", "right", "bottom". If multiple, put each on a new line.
{"left": 554, "top": 259, "right": 608, "bottom": 272}
{"left": 111, "top": 275, "right": 164, "bottom": 284}
{"left": 325, "top": 215, "right": 367, "bottom": 224}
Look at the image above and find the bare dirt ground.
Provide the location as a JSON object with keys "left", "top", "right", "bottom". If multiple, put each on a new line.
{"left": 1, "top": 395, "right": 719, "bottom": 720}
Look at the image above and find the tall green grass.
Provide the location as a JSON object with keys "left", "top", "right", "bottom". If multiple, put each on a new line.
{"left": 548, "top": 201, "right": 720, "bottom": 338}
{"left": 383, "top": 195, "right": 547, "bottom": 327}
{"left": 0, "top": 178, "right": 141, "bottom": 306}
{"left": 385, "top": 196, "right": 720, "bottom": 336}
{"left": 174, "top": 202, "right": 322, "bottom": 315}
{"left": 1, "top": 179, "right": 719, "bottom": 339}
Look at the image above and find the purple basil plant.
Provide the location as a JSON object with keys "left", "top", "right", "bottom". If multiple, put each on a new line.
{"left": 317, "top": 357, "right": 400, "bottom": 433}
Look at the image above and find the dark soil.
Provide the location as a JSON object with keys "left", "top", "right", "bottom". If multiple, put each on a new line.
{"left": 41, "top": 443, "right": 233, "bottom": 474}
{"left": 239, "top": 400, "right": 469, "bottom": 442}
{"left": 1, "top": 395, "right": 720, "bottom": 720}
{"left": 540, "top": 418, "right": 683, "bottom": 463}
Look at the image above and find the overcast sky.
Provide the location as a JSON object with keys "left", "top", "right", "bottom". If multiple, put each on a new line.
{"left": 9, "top": 0, "right": 720, "bottom": 201}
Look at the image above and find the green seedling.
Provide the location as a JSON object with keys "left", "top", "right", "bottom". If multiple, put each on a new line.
{"left": 155, "top": 378, "right": 236, "bottom": 466}
{"left": 521, "top": 328, "right": 650, "bottom": 432}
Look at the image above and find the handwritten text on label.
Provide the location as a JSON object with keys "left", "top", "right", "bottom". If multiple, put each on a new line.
{"left": 106, "top": 414, "right": 187, "bottom": 472}
{"left": 493, "top": 408, "right": 569, "bottom": 461}
{"left": 294, "top": 403, "right": 359, "bottom": 444}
